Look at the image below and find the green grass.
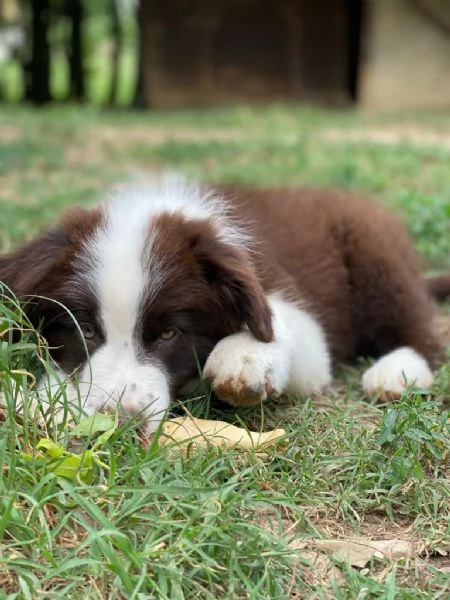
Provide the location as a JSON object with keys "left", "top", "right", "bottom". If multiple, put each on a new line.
{"left": 0, "top": 104, "right": 450, "bottom": 598}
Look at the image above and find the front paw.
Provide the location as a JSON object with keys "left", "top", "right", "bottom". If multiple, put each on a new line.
{"left": 203, "top": 332, "right": 289, "bottom": 406}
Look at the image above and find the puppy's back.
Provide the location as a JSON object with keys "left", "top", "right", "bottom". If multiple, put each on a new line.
{"left": 220, "top": 185, "right": 435, "bottom": 362}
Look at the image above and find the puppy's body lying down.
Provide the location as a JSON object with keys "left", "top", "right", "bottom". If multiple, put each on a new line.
{"left": 0, "top": 181, "right": 448, "bottom": 432}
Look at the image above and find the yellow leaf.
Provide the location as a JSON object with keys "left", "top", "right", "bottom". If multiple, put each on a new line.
{"left": 313, "top": 538, "right": 415, "bottom": 568}
{"left": 36, "top": 438, "right": 65, "bottom": 458}
{"left": 35, "top": 438, "right": 97, "bottom": 482}
{"left": 159, "top": 416, "right": 285, "bottom": 455}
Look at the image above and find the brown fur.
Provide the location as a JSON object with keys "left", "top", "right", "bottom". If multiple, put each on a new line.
{"left": 220, "top": 185, "right": 446, "bottom": 366}
{"left": 0, "top": 207, "right": 104, "bottom": 298}
{"left": 0, "top": 208, "right": 106, "bottom": 373}
{"left": 149, "top": 212, "right": 273, "bottom": 343}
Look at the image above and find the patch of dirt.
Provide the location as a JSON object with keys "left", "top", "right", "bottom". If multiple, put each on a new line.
{"left": 0, "top": 173, "right": 22, "bottom": 201}
{"left": 0, "top": 125, "right": 21, "bottom": 144}
{"left": 250, "top": 504, "right": 449, "bottom": 596}
{"left": 96, "top": 125, "right": 245, "bottom": 146}
{"left": 251, "top": 504, "right": 419, "bottom": 553}
{"left": 321, "top": 126, "right": 450, "bottom": 149}
{"left": 300, "top": 507, "right": 420, "bottom": 546}
{"left": 65, "top": 125, "right": 246, "bottom": 169}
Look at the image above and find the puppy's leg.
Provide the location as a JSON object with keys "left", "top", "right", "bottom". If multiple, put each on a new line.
{"left": 362, "top": 347, "right": 433, "bottom": 399}
{"left": 357, "top": 270, "right": 439, "bottom": 398}
{"left": 342, "top": 207, "right": 441, "bottom": 398}
{"left": 204, "top": 294, "right": 332, "bottom": 406}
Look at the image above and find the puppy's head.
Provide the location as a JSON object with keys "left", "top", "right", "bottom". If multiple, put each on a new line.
{"left": 0, "top": 190, "right": 272, "bottom": 430}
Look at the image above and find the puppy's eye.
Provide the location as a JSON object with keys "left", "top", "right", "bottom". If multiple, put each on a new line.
{"left": 81, "top": 324, "right": 96, "bottom": 340}
{"left": 159, "top": 329, "right": 177, "bottom": 342}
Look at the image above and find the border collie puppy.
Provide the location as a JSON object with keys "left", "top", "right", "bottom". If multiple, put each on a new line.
{"left": 0, "top": 180, "right": 448, "bottom": 432}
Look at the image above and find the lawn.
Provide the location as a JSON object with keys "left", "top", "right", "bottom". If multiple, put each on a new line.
{"left": 0, "top": 103, "right": 449, "bottom": 598}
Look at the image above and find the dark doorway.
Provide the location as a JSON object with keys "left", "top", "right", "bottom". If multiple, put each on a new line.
{"left": 347, "top": 0, "right": 365, "bottom": 102}
{"left": 142, "top": 0, "right": 366, "bottom": 108}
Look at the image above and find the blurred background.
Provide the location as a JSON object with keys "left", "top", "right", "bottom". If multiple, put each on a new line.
{"left": 0, "top": 0, "right": 449, "bottom": 274}
{"left": 1, "top": 0, "right": 450, "bottom": 110}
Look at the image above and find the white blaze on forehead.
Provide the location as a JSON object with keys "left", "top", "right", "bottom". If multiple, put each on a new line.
{"left": 77, "top": 179, "right": 249, "bottom": 345}
{"left": 87, "top": 200, "right": 150, "bottom": 343}
{"left": 108, "top": 177, "right": 250, "bottom": 247}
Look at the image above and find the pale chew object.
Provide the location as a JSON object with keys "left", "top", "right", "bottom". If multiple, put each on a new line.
{"left": 159, "top": 416, "right": 286, "bottom": 453}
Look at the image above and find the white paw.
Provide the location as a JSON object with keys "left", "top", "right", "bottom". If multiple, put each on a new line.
{"left": 362, "top": 347, "right": 433, "bottom": 399}
{"left": 203, "top": 332, "right": 290, "bottom": 406}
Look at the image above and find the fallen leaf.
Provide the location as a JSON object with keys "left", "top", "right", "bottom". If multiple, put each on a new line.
{"left": 70, "top": 413, "right": 116, "bottom": 437}
{"left": 159, "top": 416, "right": 286, "bottom": 455}
{"left": 36, "top": 438, "right": 65, "bottom": 458}
{"left": 299, "top": 550, "right": 344, "bottom": 586}
{"left": 23, "top": 437, "right": 109, "bottom": 484}
{"left": 313, "top": 538, "right": 415, "bottom": 568}
{"left": 433, "top": 546, "right": 450, "bottom": 556}
{"left": 50, "top": 451, "right": 94, "bottom": 481}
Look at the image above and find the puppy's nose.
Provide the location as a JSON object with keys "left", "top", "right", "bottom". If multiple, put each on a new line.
{"left": 119, "top": 387, "right": 158, "bottom": 418}
{"left": 120, "top": 397, "right": 142, "bottom": 416}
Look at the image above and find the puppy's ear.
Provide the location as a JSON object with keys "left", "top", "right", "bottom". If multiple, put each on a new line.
{"left": 196, "top": 238, "right": 274, "bottom": 343}
{"left": 0, "top": 228, "right": 70, "bottom": 298}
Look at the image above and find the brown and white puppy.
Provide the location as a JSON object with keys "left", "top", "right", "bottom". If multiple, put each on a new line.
{"left": 0, "top": 179, "right": 448, "bottom": 432}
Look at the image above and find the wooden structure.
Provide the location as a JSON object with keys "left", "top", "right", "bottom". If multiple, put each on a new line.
{"left": 140, "top": 0, "right": 363, "bottom": 108}
{"left": 140, "top": 0, "right": 450, "bottom": 110}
